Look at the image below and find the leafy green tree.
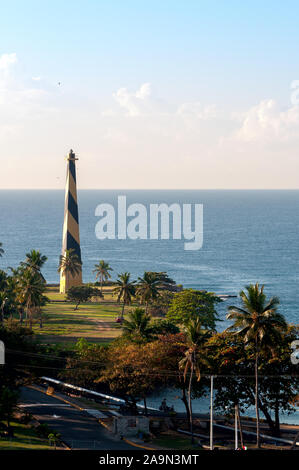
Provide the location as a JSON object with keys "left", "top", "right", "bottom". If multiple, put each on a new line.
{"left": 0, "top": 292, "right": 8, "bottom": 324}
{"left": 66, "top": 285, "right": 102, "bottom": 310}
{"left": 97, "top": 341, "right": 159, "bottom": 415}
{"left": 93, "top": 260, "right": 113, "bottom": 293}
{"left": 0, "top": 271, "right": 20, "bottom": 323}
{"left": 61, "top": 339, "right": 108, "bottom": 388}
{"left": 58, "top": 248, "right": 82, "bottom": 278}
{"left": 0, "top": 387, "right": 19, "bottom": 435}
{"left": 226, "top": 283, "right": 287, "bottom": 447}
{"left": 114, "top": 272, "right": 136, "bottom": 320}
{"left": 207, "top": 327, "right": 299, "bottom": 438}
{"left": 148, "top": 290, "right": 174, "bottom": 316}
{"left": 48, "top": 432, "right": 61, "bottom": 449}
{"left": 136, "top": 272, "right": 176, "bottom": 313}
{"left": 122, "top": 308, "right": 153, "bottom": 342}
{"left": 150, "top": 318, "right": 180, "bottom": 336}
{"left": 167, "top": 289, "right": 220, "bottom": 328}
{"left": 0, "top": 270, "right": 7, "bottom": 290}
{"left": 21, "top": 249, "right": 47, "bottom": 282}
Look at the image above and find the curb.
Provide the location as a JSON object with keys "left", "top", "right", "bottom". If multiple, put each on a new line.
{"left": 122, "top": 438, "right": 156, "bottom": 451}
{"left": 29, "top": 385, "right": 84, "bottom": 411}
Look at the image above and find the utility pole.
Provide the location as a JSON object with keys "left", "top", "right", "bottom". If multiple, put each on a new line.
{"left": 210, "top": 375, "right": 214, "bottom": 450}
{"left": 235, "top": 404, "right": 238, "bottom": 449}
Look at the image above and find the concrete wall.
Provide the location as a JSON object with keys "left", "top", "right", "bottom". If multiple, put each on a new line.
{"left": 113, "top": 416, "right": 149, "bottom": 437}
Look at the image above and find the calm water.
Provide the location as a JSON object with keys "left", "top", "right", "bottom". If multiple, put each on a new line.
{"left": 0, "top": 189, "right": 298, "bottom": 328}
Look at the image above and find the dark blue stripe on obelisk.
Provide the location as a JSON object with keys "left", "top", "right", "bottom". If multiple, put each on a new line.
{"left": 66, "top": 231, "right": 82, "bottom": 263}
{"left": 67, "top": 191, "right": 79, "bottom": 223}
{"left": 69, "top": 160, "right": 76, "bottom": 183}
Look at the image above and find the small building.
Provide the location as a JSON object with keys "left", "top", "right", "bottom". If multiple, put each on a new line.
{"left": 113, "top": 416, "right": 149, "bottom": 438}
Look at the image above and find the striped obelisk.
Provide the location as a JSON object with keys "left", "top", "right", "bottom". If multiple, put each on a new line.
{"left": 59, "top": 149, "right": 82, "bottom": 293}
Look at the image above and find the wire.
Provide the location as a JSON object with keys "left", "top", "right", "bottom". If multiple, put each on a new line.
{"left": 8, "top": 363, "right": 299, "bottom": 379}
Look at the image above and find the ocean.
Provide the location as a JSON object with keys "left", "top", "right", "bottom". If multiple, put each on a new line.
{"left": 0, "top": 189, "right": 298, "bottom": 329}
{"left": 1, "top": 189, "right": 298, "bottom": 423}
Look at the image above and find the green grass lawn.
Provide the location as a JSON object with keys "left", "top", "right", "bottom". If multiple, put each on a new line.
{"left": 153, "top": 433, "right": 196, "bottom": 450}
{"left": 0, "top": 421, "right": 54, "bottom": 450}
{"left": 31, "top": 286, "right": 135, "bottom": 346}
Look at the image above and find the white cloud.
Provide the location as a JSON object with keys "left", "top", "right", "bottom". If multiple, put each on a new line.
{"left": 112, "top": 82, "right": 153, "bottom": 116}
{"left": 234, "top": 99, "right": 299, "bottom": 143}
{"left": 1, "top": 69, "right": 299, "bottom": 188}
{"left": 135, "top": 82, "right": 151, "bottom": 99}
{"left": 0, "top": 53, "right": 17, "bottom": 71}
{"left": 32, "top": 76, "right": 41, "bottom": 81}
{"left": 176, "top": 102, "right": 218, "bottom": 120}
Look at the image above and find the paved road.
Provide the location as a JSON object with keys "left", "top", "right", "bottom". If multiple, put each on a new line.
{"left": 20, "top": 387, "right": 134, "bottom": 450}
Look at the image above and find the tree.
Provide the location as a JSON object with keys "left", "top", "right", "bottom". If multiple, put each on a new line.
{"left": 21, "top": 249, "right": 47, "bottom": 281}
{"left": 98, "top": 342, "right": 159, "bottom": 415}
{"left": 58, "top": 248, "right": 82, "bottom": 278}
{"left": 113, "top": 272, "right": 136, "bottom": 320}
{"left": 226, "top": 283, "right": 287, "bottom": 447}
{"left": 150, "top": 319, "right": 180, "bottom": 336}
{"left": 48, "top": 432, "right": 61, "bottom": 449}
{"left": 61, "top": 339, "right": 108, "bottom": 388}
{"left": 0, "top": 387, "right": 19, "bottom": 435}
{"left": 136, "top": 272, "right": 176, "bottom": 313}
{"left": 122, "top": 308, "right": 153, "bottom": 342}
{"left": 179, "top": 317, "right": 210, "bottom": 442}
{"left": 66, "top": 285, "right": 102, "bottom": 310}
{"left": 0, "top": 292, "right": 8, "bottom": 324}
{"left": 148, "top": 290, "right": 174, "bottom": 317}
{"left": 207, "top": 327, "right": 299, "bottom": 438}
{"left": 93, "top": 260, "right": 113, "bottom": 293}
{"left": 136, "top": 272, "right": 160, "bottom": 312}
{"left": 139, "top": 333, "right": 200, "bottom": 421}
{"left": 167, "top": 289, "right": 221, "bottom": 328}
{"left": 17, "top": 269, "right": 47, "bottom": 329}
{"left": 0, "top": 242, "right": 4, "bottom": 257}
{"left": 0, "top": 270, "right": 7, "bottom": 290}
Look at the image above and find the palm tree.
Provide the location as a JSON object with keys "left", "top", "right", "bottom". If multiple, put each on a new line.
{"left": 17, "top": 269, "right": 46, "bottom": 329}
{"left": 58, "top": 249, "right": 82, "bottom": 278}
{"left": 179, "top": 317, "right": 210, "bottom": 443}
{"left": 226, "top": 283, "right": 287, "bottom": 448}
{"left": 0, "top": 292, "right": 8, "bottom": 324}
{"left": 0, "top": 242, "right": 4, "bottom": 257}
{"left": 122, "top": 308, "right": 153, "bottom": 341}
{"left": 22, "top": 249, "right": 47, "bottom": 281}
{"left": 93, "top": 260, "right": 113, "bottom": 293}
{"left": 136, "top": 272, "right": 161, "bottom": 312}
{"left": 113, "top": 272, "right": 136, "bottom": 320}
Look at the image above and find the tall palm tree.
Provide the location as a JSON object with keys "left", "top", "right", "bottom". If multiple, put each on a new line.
{"left": 226, "top": 283, "right": 287, "bottom": 448}
{"left": 58, "top": 249, "right": 82, "bottom": 278}
{"left": 179, "top": 317, "right": 210, "bottom": 443}
{"left": 122, "top": 308, "right": 153, "bottom": 341}
{"left": 136, "top": 272, "right": 161, "bottom": 312}
{"left": 93, "top": 260, "right": 113, "bottom": 293}
{"left": 0, "top": 242, "right": 4, "bottom": 257}
{"left": 22, "top": 249, "right": 48, "bottom": 281}
{"left": 113, "top": 272, "right": 136, "bottom": 320}
{"left": 17, "top": 269, "right": 46, "bottom": 329}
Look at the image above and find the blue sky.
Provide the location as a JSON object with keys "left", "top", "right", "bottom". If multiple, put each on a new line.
{"left": 1, "top": 1, "right": 299, "bottom": 188}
